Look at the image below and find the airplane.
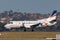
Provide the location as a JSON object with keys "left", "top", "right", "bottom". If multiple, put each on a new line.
{"left": 4, "top": 10, "right": 57, "bottom": 30}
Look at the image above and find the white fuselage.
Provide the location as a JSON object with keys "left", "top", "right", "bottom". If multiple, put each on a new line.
{"left": 4, "top": 16, "right": 57, "bottom": 29}
{"left": 4, "top": 21, "right": 40, "bottom": 29}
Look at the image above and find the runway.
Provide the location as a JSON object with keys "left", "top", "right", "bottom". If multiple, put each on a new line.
{"left": 0, "top": 32, "right": 60, "bottom": 40}
{"left": 0, "top": 38, "right": 52, "bottom": 40}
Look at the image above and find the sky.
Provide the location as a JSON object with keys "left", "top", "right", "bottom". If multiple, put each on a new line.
{"left": 0, "top": 0, "right": 60, "bottom": 14}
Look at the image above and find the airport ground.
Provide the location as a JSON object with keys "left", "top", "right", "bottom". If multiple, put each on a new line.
{"left": 0, "top": 32, "right": 60, "bottom": 40}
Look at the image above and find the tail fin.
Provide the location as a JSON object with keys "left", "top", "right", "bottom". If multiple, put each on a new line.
{"left": 51, "top": 10, "right": 57, "bottom": 16}
{"left": 49, "top": 10, "right": 57, "bottom": 23}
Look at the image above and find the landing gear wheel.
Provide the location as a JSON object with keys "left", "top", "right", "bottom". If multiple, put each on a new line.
{"left": 20, "top": 27, "right": 26, "bottom": 31}
{"left": 31, "top": 26, "right": 35, "bottom": 31}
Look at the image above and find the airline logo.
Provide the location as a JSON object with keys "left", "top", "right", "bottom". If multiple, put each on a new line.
{"left": 51, "top": 10, "right": 57, "bottom": 16}
{"left": 43, "top": 22, "right": 48, "bottom": 26}
{"left": 53, "top": 13, "right": 57, "bottom": 16}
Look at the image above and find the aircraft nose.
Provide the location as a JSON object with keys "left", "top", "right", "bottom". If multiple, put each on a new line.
{"left": 4, "top": 25, "right": 10, "bottom": 29}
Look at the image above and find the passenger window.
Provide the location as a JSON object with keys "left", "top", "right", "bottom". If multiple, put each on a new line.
{"left": 8, "top": 22, "right": 13, "bottom": 24}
